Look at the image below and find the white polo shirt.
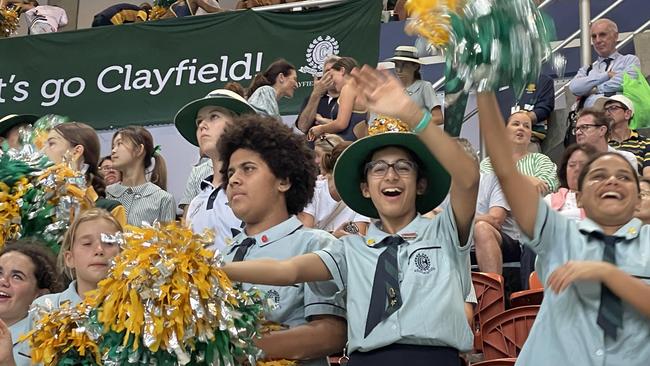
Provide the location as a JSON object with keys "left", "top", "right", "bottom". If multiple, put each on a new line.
{"left": 185, "top": 175, "right": 243, "bottom": 252}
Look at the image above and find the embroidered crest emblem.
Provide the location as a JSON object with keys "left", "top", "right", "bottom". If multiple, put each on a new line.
{"left": 414, "top": 252, "right": 433, "bottom": 273}
{"left": 298, "top": 35, "right": 340, "bottom": 76}
{"left": 266, "top": 289, "right": 281, "bottom": 308}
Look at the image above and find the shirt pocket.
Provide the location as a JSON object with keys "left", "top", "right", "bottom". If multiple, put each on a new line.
{"left": 404, "top": 246, "right": 446, "bottom": 288}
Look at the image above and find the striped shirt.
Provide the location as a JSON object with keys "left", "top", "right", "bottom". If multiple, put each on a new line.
{"left": 608, "top": 130, "right": 650, "bottom": 172}
{"left": 179, "top": 159, "right": 213, "bottom": 207}
{"left": 106, "top": 182, "right": 176, "bottom": 226}
{"left": 480, "top": 153, "right": 559, "bottom": 192}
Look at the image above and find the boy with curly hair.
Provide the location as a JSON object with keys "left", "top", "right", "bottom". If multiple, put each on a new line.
{"left": 217, "top": 114, "right": 346, "bottom": 365}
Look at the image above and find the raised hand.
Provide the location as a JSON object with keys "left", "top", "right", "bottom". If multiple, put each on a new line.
{"left": 0, "top": 319, "right": 16, "bottom": 366}
{"left": 349, "top": 66, "right": 420, "bottom": 126}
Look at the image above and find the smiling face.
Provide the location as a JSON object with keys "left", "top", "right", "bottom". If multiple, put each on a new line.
{"left": 64, "top": 218, "right": 120, "bottom": 293}
{"left": 591, "top": 20, "right": 618, "bottom": 58}
{"left": 0, "top": 251, "right": 42, "bottom": 326}
{"left": 577, "top": 154, "right": 640, "bottom": 227}
{"left": 226, "top": 148, "right": 290, "bottom": 226}
{"left": 195, "top": 106, "right": 234, "bottom": 158}
{"left": 277, "top": 69, "right": 298, "bottom": 99}
{"left": 506, "top": 112, "right": 533, "bottom": 147}
{"left": 361, "top": 146, "right": 425, "bottom": 223}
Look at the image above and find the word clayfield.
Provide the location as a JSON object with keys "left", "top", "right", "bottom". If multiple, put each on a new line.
{"left": 0, "top": 52, "right": 265, "bottom": 107}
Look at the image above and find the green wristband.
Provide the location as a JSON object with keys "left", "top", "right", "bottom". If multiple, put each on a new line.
{"left": 412, "top": 110, "right": 432, "bottom": 134}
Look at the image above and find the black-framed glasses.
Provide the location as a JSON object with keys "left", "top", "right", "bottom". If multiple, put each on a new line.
{"left": 604, "top": 105, "right": 627, "bottom": 113}
{"left": 364, "top": 159, "right": 417, "bottom": 177}
{"left": 571, "top": 124, "right": 603, "bottom": 135}
{"left": 319, "top": 134, "right": 335, "bottom": 147}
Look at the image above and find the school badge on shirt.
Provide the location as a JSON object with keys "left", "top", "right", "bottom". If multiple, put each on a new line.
{"left": 414, "top": 252, "right": 434, "bottom": 274}
{"left": 266, "top": 289, "right": 281, "bottom": 308}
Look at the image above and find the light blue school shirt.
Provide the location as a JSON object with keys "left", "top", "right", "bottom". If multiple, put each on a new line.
{"left": 516, "top": 200, "right": 650, "bottom": 366}
{"left": 315, "top": 208, "right": 474, "bottom": 354}
{"left": 224, "top": 216, "right": 345, "bottom": 366}
{"left": 10, "top": 316, "right": 31, "bottom": 366}
{"left": 32, "top": 280, "right": 82, "bottom": 310}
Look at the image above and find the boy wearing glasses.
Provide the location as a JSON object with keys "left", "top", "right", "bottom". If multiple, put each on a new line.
{"left": 222, "top": 66, "right": 479, "bottom": 365}
{"left": 573, "top": 109, "right": 639, "bottom": 172}
{"left": 596, "top": 95, "right": 650, "bottom": 176}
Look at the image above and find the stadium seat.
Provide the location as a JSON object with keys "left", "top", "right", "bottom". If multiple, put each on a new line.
{"left": 481, "top": 305, "right": 540, "bottom": 360}
{"left": 471, "top": 272, "right": 506, "bottom": 351}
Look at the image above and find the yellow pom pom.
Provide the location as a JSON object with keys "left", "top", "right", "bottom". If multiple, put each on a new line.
{"left": 405, "top": 0, "right": 464, "bottom": 47}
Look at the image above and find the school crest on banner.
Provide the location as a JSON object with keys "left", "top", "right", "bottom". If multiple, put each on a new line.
{"left": 0, "top": 0, "right": 381, "bottom": 129}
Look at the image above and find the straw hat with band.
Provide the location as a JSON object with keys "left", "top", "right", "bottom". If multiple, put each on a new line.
{"left": 387, "top": 46, "right": 422, "bottom": 64}
{"left": 174, "top": 89, "right": 255, "bottom": 146}
{"left": 0, "top": 114, "right": 39, "bottom": 137}
{"left": 334, "top": 116, "right": 450, "bottom": 219}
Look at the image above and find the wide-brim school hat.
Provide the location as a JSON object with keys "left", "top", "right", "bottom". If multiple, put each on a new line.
{"left": 387, "top": 46, "right": 422, "bottom": 64}
{"left": 174, "top": 89, "right": 255, "bottom": 146}
{"left": 0, "top": 114, "right": 39, "bottom": 136}
{"left": 333, "top": 117, "right": 451, "bottom": 219}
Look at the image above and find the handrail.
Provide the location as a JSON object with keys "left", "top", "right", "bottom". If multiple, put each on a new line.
{"left": 463, "top": 0, "right": 630, "bottom": 123}
{"left": 252, "top": 0, "right": 346, "bottom": 12}
{"left": 431, "top": 0, "right": 556, "bottom": 91}
{"left": 554, "top": 16, "right": 650, "bottom": 100}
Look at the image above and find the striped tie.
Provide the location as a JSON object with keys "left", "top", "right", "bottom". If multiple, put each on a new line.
{"left": 232, "top": 237, "right": 256, "bottom": 262}
{"left": 364, "top": 235, "right": 405, "bottom": 338}
{"left": 593, "top": 233, "right": 623, "bottom": 340}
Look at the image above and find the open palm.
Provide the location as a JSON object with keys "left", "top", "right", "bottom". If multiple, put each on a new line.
{"left": 349, "top": 66, "right": 418, "bottom": 121}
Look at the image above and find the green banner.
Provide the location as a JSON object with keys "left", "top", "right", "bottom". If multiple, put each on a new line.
{"left": 0, "top": 0, "right": 381, "bottom": 129}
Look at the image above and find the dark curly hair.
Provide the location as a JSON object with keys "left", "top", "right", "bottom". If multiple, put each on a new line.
{"left": 0, "top": 239, "right": 64, "bottom": 293}
{"left": 217, "top": 115, "right": 317, "bottom": 215}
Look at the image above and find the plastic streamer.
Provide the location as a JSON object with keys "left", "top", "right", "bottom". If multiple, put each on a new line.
{"left": 0, "top": 6, "right": 19, "bottom": 38}
{"left": 25, "top": 223, "right": 270, "bottom": 366}
{"left": 0, "top": 124, "right": 93, "bottom": 252}
{"left": 406, "top": 0, "right": 566, "bottom": 99}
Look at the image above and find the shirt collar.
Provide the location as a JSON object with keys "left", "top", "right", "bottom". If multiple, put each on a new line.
{"left": 405, "top": 80, "right": 423, "bottom": 94}
{"left": 9, "top": 316, "right": 31, "bottom": 345}
{"left": 109, "top": 182, "right": 160, "bottom": 198}
{"left": 229, "top": 216, "right": 303, "bottom": 253}
{"left": 200, "top": 175, "right": 217, "bottom": 191}
{"left": 577, "top": 217, "right": 642, "bottom": 241}
{"left": 364, "top": 214, "right": 425, "bottom": 246}
{"left": 597, "top": 51, "right": 621, "bottom": 61}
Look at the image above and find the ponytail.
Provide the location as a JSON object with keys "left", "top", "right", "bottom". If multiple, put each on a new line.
{"left": 247, "top": 58, "right": 296, "bottom": 98}
{"left": 247, "top": 73, "right": 272, "bottom": 98}
{"left": 149, "top": 152, "right": 168, "bottom": 191}
{"left": 113, "top": 126, "right": 168, "bottom": 191}
{"left": 53, "top": 122, "right": 107, "bottom": 197}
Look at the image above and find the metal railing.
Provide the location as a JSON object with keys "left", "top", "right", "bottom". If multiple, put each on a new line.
{"left": 554, "top": 16, "right": 650, "bottom": 101}
{"left": 252, "top": 0, "right": 346, "bottom": 12}
{"left": 431, "top": 0, "right": 556, "bottom": 91}
{"left": 463, "top": 0, "right": 629, "bottom": 123}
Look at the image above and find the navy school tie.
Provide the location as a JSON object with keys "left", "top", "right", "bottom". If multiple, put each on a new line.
{"left": 232, "top": 237, "right": 256, "bottom": 262}
{"left": 590, "top": 232, "right": 623, "bottom": 340}
{"left": 364, "top": 235, "right": 406, "bottom": 338}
